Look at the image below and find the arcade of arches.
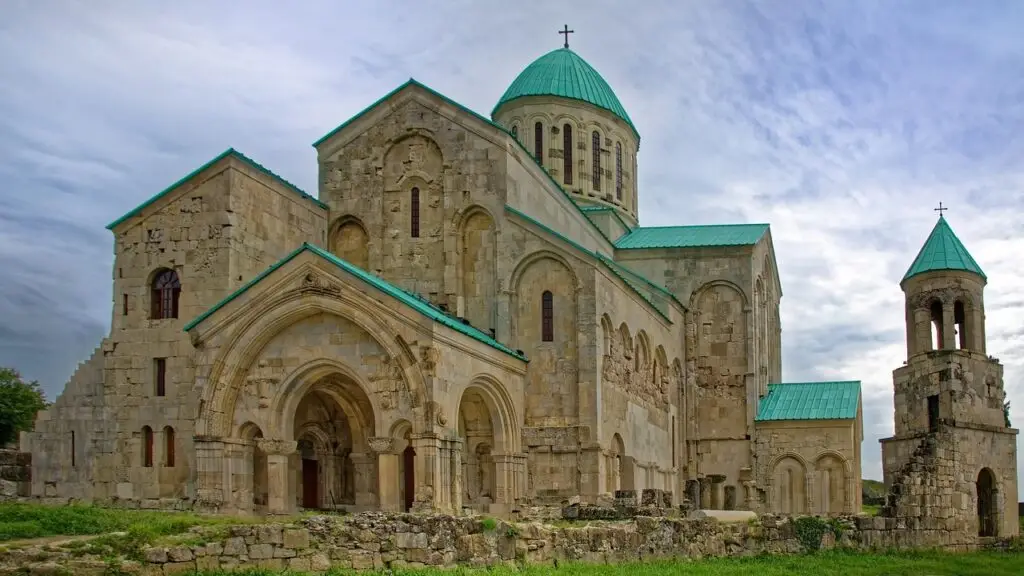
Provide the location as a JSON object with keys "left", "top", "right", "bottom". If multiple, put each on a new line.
{"left": 195, "top": 361, "right": 524, "bottom": 516}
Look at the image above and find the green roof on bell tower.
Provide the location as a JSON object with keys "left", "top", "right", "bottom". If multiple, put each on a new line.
{"left": 902, "top": 215, "right": 986, "bottom": 283}
{"left": 492, "top": 47, "right": 639, "bottom": 141}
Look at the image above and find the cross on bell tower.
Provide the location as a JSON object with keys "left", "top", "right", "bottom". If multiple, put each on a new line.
{"left": 558, "top": 24, "right": 574, "bottom": 49}
{"left": 934, "top": 201, "right": 948, "bottom": 215}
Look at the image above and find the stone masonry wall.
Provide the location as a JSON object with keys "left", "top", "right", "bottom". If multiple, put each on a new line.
{"left": 9, "top": 512, "right": 1000, "bottom": 575}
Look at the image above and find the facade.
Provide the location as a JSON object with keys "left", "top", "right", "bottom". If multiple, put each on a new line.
{"left": 880, "top": 216, "right": 1019, "bottom": 538}
{"left": 24, "top": 45, "right": 864, "bottom": 516}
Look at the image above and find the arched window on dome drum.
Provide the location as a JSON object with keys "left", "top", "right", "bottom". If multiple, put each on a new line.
{"left": 615, "top": 141, "right": 623, "bottom": 201}
{"left": 592, "top": 131, "right": 602, "bottom": 191}
{"left": 151, "top": 269, "right": 180, "bottom": 319}
{"left": 534, "top": 122, "right": 543, "bottom": 163}
{"left": 541, "top": 290, "right": 554, "bottom": 342}
{"left": 511, "top": 124, "right": 518, "bottom": 140}
{"left": 563, "top": 124, "right": 573, "bottom": 185}
{"left": 410, "top": 187, "right": 420, "bottom": 238}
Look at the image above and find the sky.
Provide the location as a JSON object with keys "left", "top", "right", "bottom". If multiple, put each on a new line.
{"left": 1, "top": 0, "right": 1023, "bottom": 496}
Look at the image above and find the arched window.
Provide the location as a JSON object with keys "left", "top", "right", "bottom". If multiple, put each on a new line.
{"left": 151, "top": 269, "right": 180, "bottom": 319}
{"left": 563, "top": 124, "right": 573, "bottom": 185}
{"left": 410, "top": 187, "right": 420, "bottom": 238}
{"left": 541, "top": 290, "right": 554, "bottom": 342}
{"left": 164, "top": 426, "right": 175, "bottom": 467}
{"left": 929, "top": 300, "right": 944, "bottom": 350}
{"left": 511, "top": 124, "right": 518, "bottom": 140}
{"left": 954, "top": 300, "right": 967, "bottom": 349}
{"left": 142, "top": 426, "right": 154, "bottom": 468}
{"left": 534, "top": 122, "right": 543, "bottom": 163}
{"left": 615, "top": 141, "right": 623, "bottom": 200}
{"left": 591, "top": 131, "right": 602, "bottom": 191}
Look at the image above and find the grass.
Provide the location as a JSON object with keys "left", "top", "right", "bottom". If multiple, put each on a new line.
{"left": 0, "top": 502, "right": 274, "bottom": 561}
{"left": 183, "top": 550, "right": 1024, "bottom": 575}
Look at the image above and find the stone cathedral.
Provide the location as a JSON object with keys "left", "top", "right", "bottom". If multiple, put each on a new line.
{"left": 24, "top": 41, "right": 866, "bottom": 517}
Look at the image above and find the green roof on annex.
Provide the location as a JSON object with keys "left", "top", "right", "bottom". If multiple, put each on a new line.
{"left": 492, "top": 47, "right": 639, "bottom": 141}
{"left": 615, "top": 224, "right": 769, "bottom": 249}
{"left": 755, "top": 381, "right": 861, "bottom": 422}
{"left": 902, "top": 215, "right": 986, "bottom": 282}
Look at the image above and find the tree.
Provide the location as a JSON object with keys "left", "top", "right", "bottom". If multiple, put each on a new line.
{"left": 1004, "top": 400, "right": 1012, "bottom": 428}
{"left": 0, "top": 367, "right": 48, "bottom": 446}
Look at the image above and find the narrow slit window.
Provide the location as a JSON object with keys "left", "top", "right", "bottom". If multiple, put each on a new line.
{"left": 927, "top": 394, "right": 940, "bottom": 431}
{"left": 70, "top": 431, "right": 76, "bottom": 467}
{"left": 534, "top": 122, "right": 543, "bottom": 163}
{"left": 164, "top": 427, "right": 175, "bottom": 467}
{"left": 592, "top": 131, "right": 602, "bottom": 191}
{"left": 142, "top": 427, "right": 154, "bottom": 468}
{"left": 563, "top": 124, "right": 573, "bottom": 185}
{"left": 155, "top": 358, "right": 166, "bottom": 397}
{"left": 541, "top": 291, "right": 554, "bottom": 342}
{"left": 511, "top": 125, "right": 518, "bottom": 140}
{"left": 122, "top": 294, "right": 128, "bottom": 316}
{"left": 410, "top": 187, "right": 420, "bottom": 238}
{"left": 615, "top": 142, "right": 623, "bottom": 200}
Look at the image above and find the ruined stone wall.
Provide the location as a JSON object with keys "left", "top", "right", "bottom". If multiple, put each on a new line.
{"left": 882, "top": 427, "right": 1019, "bottom": 539}
{"left": 494, "top": 96, "right": 640, "bottom": 226}
{"left": 41, "top": 513, "right": 998, "bottom": 575}
{"left": 754, "top": 419, "right": 861, "bottom": 515}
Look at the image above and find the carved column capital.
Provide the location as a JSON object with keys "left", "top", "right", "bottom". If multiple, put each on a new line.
{"left": 254, "top": 438, "right": 297, "bottom": 456}
{"left": 367, "top": 436, "right": 395, "bottom": 454}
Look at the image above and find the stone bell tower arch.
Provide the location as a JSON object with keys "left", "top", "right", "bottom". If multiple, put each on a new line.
{"left": 880, "top": 209, "right": 1018, "bottom": 541}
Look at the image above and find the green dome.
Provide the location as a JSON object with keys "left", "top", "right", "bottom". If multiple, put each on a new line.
{"left": 492, "top": 48, "right": 639, "bottom": 141}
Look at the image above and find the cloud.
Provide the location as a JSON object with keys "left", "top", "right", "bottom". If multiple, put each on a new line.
{"left": 1, "top": 1, "right": 1023, "bottom": 496}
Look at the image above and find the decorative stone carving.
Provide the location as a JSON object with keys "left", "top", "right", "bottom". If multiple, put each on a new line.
{"left": 254, "top": 438, "right": 297, "bottom": 456}
{"left": 300, "top": 272, "right": 341, "bottom": 295}
{"left": 366, "top": 437, "right": 394, "bottom": 454}
{"left": 368, "top": 354, "right": 411, "bottom": 411}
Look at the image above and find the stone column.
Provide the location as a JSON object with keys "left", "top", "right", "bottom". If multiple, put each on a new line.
{"left": 450, "top": 438, "right": 463, "bottom": 514}
{"left": 222, "top": 439, "right": 251, "bottom": 513}
{"left": 699, "top": 476, "right": 711, "bottom": 509}
{"left": 709, "top": 474, "right": 726, "bottom": 509}
{"left": 193, "top": 436, "right": 227, "bottom": 511}
{"left": 368, "top": 437, "right": 398, "bottom": 512}
{"left": 410, "top": 433, "right": 441, "bottom": 512}
{"left": 804, "top": 475, "right": 814, "bottom": 514}
{"left": 350, "top": 453, "right": 377, "bottom": 508}
{"left": 255, "top": 438, "right": 296, "bottom": 515}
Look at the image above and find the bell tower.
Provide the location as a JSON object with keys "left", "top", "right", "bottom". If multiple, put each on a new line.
{"left": 880, "top": 210, "right": 1018, "bottom": 541}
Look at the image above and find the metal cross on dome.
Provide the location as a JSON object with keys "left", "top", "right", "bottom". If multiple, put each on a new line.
{"left": 934, "top": 202, "right": 948, "bottom": 215}
{"left": 559, "top": 24, "right": 574, "bottom": 49}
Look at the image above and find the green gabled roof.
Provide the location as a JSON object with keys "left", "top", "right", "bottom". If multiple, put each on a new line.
{"left": 492, "top": 48, "right": 639, "bottom": 142}
{"left": 504, "top": 206, "right": 683, "bottom": 321}
{"left": 183, "top": 243, "right": 526, "bottom": 361}
{"left": 615, "top": 223, "right": 769, "bottom": 249}
{"left": 106, "top": 148, "right": 327, "bottom": 230}
{"left": 902, "top": 215, "right": 986, "bottom": 282}
{"left": 755, "top": 381, "right": 861, "bottom": 422}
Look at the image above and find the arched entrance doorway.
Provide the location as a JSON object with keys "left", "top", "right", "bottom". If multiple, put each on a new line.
{"left": 458, "top": 386, "right": 505, "bottom": 512}
{"left": 289, "top": 372, "right": 376, "bottom": 512}
{"left": 403, "top": 444, "right": 416, "bottom": 512}
{"left": 977, "top": 468, "right": 997, "bottom": 537}
{"left": 240, "top": 423, "right": 268, "bottom": 512}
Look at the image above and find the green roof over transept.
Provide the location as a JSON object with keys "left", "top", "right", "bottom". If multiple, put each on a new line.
{"left": 902, "top": 215, "right": 986, "bottom": 282}
{"left": 492, "top": 47, "right": 639, "bottom": 141}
